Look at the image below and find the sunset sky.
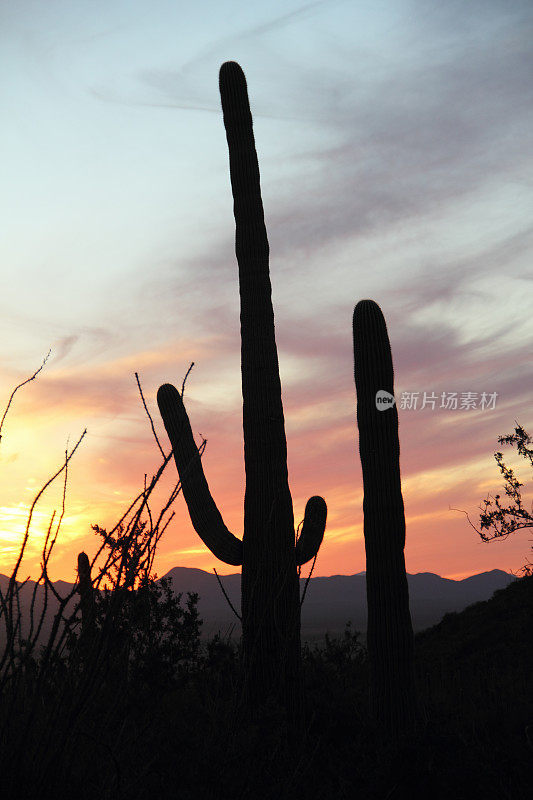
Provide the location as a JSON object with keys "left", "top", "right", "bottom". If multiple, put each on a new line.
{"left": 1, "top": 0, "right": 532, "bottom": 585}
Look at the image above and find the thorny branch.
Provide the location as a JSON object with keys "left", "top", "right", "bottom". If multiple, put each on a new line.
{"left": 0, "top": 349, "right": 51, "bottom": 443}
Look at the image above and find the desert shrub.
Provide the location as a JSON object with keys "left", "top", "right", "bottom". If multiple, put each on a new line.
{"left": 80, "top": 575, "right": 202, "bottom": 691}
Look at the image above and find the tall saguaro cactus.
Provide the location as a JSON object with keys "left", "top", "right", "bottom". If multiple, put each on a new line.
{"left": 157, "top": 62, "right": 327, "bottom": 717}
{"left": 352, "top": 299, "right": 417, "bottom": 736}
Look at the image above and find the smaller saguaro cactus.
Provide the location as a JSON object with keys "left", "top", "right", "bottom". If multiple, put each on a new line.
{"left": 353, "top": 299, "right": 418, "bottom": 737}
{"left": 77, "top": 551, "right": 95, "bottom": 652}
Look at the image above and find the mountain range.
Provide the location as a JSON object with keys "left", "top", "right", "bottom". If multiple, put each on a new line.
{"left": 0, "top": 566, "right": 517, "bottom": 646}
{"left": 161, "top": 566, "right": 517, "bottom": 641}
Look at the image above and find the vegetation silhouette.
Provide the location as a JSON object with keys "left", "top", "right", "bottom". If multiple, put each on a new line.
{"left": 3, "top": 558, "right": 531, "bottom": 798}
{"left": 454, "top": 424, "right": 533, "bottom": 574}
{"left": 0, "top": 359, "right": 198, "bottom": 796}
{"left": 157, "top": 61, "right": 327, "bottom": 725}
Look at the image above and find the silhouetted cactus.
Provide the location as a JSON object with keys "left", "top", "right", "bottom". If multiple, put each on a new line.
{"left": 77, "top": 551, "right": 95, "bottom": 660}
{"left": 352, "top": 299, "right": 417, "bottom": 736}
{"left": 157, "top": 61, "right": 327, "bottom": 719}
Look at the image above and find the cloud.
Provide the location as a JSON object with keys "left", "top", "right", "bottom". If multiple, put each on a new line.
{"left": 138, "top": 1, "right": 533, "bottom": 323}
{"left": 51, "top": 334, "right": 79, "bottom": 363}
{"left": 135, "top": 0, "right": 349, "bottom": 113}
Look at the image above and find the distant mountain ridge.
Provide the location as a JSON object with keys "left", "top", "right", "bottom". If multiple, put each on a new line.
{"left": 160, "top": 567, "right": 517, "bottom": 640}
{"left": 0, "top": 567, "right": 517, "bottom": 646}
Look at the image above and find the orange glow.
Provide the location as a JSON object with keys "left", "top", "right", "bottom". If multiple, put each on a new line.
{"left": 1, "top": 381, "right": 529, "bottom": 584}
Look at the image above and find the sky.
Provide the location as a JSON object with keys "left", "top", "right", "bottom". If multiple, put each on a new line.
{"left": 1, "top": 0, "right": 532, "bottom": 584}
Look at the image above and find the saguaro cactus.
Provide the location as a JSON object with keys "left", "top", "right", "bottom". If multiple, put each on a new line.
{"left": 77, "top": 551, "right": 95, "bottom": 657}
{"left": 157, "top": 62, "right": 327, "bottom": 717}
{"left": 352, "top": 299, "right": 417, "bottom": 736}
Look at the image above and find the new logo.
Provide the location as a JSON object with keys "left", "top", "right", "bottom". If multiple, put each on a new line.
{"left": 375, "top": 390, "right": 395, "bottom": 410}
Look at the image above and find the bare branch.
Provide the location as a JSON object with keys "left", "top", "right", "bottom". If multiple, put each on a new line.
{"left": 213, "top": 567, "right": 241, "bottom": 621}
{"left": 6, "top": 429, "right": 86, "bottom": 639}
{"left": 300, "top": 553, "right": 318, "bottom": 608}
{"left": 135, "top": 372, "right": 166, "bottom": 459}
{"left": 0, "top": 349, "right": 51, "bottom": 443}
{"left": 181, "top": 362, "right": 195, "bottom": 398}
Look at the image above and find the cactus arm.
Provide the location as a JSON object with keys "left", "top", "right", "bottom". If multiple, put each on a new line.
{"left": 295, "top": 496, "right": 327, "bottom": 566}
{"left": 157, "top": 383, "right": 243, "bottom": 566}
